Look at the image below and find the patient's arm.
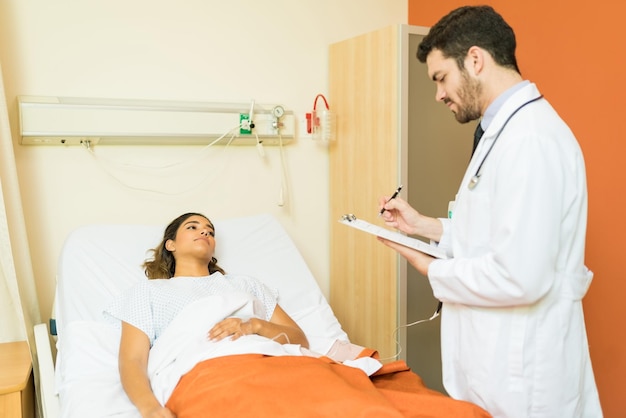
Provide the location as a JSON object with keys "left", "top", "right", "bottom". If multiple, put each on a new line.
{"left": 208, "top": 304, "right": 309, "bottom": 348}
{"left": 119, "top": 321, "right": 176, "bottom": 418}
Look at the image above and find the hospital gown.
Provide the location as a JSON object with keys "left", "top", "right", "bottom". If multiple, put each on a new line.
{"left": 104, "top": 272, "right": 278, "bottom": 346}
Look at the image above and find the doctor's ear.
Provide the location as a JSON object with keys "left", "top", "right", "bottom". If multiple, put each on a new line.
{"left": 165, "top": 239, "right": 175, "bottom": 252}
{"left": 465, "top": 46, "right": 485, "bottom": 76}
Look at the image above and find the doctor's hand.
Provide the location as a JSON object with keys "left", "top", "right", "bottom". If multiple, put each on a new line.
{"left": 377, "top": 236, "right": 435, "bottom": 277}
{"left": 208, "top": 317, "right": 253, "bottom": 341}
{"left": 379, "top": 196, "right": 444, "bottom": 243}
{"left": 378, "top": 196, "right": 421, "bottom": 235}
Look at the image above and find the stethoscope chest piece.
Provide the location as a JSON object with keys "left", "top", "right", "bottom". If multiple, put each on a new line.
{"left": 468, "top": 175, "right": 480, "bottom": 190}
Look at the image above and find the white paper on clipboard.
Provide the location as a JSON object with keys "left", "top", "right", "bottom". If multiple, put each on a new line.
{"left": 339, "top": 214, "right": 451, "bottom": 259}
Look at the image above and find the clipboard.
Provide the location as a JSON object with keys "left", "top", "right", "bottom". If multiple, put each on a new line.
{"left": 339, "top": 214, "right": 451, "bottom": 259}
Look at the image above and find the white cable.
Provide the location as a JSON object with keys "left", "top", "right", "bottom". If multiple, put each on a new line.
{"left": 277, "top": 133, "right": 288, "bottom": 207}
{"left": 240, "top": 99, "right": 255, "bottom": 132}
{"left": 248, "top": 99, "right": 255, "bottom": 127}
{"left": 84, "top": 125, "right": 240, "bottom": 172}
{"left": 82, "top": 127, "right": 238, "bottom": 195}
{"left": 378, "top": 304, "right": 441, "bottom": 362}
{"left": 270, "top": 332, "right": 290, "bottom": 345}
{"left": 243, "top": 99, "right": 265, "bottom": 158}
{"left": 255, "top": 132, "right": 265, "bottom": 157}
{"left": 277, "top": 186, "right": 284, "bottom": 207}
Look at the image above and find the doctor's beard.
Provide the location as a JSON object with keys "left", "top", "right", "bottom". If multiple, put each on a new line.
{"left": 449, "top": 70, "right": 483, "bottom": 124}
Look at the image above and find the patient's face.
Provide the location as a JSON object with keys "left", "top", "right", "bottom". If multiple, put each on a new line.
{"left": 167, "top": 215, "right": 216, "bottom": 262}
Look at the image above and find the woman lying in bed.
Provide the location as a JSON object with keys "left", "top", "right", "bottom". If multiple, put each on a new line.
{"left": 104, "top": 212, "right": 309, "bottom": 418}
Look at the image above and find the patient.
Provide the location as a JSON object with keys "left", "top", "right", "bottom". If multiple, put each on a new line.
{"left": 104, "top": 212, "right": 309, "bottom": 418}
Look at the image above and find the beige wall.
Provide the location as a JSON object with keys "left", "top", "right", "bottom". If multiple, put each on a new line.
{"left": 0, "top": 1, "right": 407, "bottom": 323}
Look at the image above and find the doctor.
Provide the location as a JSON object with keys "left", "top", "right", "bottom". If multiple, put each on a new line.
{"left": 378, "top": 6, "right": 602, "bottom": 418}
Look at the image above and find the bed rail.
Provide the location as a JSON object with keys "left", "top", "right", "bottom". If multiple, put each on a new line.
{"left": 34, "top": 323, "right": 60, "bottom": 418}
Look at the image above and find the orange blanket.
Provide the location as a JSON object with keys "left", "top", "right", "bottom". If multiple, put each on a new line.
{"left": 166, "top": 353, "right": 491, "bottom": 417}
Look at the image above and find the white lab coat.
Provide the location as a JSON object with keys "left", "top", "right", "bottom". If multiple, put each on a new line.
{"left": 429, "top": 83, "right": 603, "bottom": 417}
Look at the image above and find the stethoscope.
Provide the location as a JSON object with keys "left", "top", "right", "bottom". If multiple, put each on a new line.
{"left": 468, "top": 94, "right": 544, "bottom": 190}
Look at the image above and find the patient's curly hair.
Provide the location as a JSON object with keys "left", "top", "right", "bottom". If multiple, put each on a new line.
{"left": 142, "top": 212, "right": 225, "bottom": 279}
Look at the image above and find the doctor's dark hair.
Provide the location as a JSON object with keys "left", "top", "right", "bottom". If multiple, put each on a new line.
{"left": 142, "top": 212, "right": 225, "bottom": 279}
{"left": 416, "top": 5, "right": 520, "bottom": 74}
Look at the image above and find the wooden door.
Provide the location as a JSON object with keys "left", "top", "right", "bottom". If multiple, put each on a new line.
{"left": 329, "top": 25, "right": 413, "bottom": 360}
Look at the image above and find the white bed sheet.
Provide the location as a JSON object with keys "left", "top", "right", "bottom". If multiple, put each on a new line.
{"left": 54, "top": 213, "right": 349, "bottom": 417}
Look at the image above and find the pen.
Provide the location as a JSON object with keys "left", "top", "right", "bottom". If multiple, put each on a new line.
{"left": 379, "top": 185, "right": 403, "bottom": 215}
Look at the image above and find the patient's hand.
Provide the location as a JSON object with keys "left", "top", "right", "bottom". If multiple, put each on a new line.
{"left": 208, "top": 317, "right": 252, "bottom": 341}
{"left": 143, "top": 405, "right": 176, "bottom": 418}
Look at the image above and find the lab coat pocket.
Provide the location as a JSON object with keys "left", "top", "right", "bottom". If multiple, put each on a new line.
{"left": 506, "top": 307, "right": 529, "bottom": 392}
{"left": 454, "top": 189, "right": 492, "bottom": 255}
{"left": 457, "top": 307, "right": 499, "bottom": 384}
{"left": 458, "top": 306, "right": 528, "bottom": 395}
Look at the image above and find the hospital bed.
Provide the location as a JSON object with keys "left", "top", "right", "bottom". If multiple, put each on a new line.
{"left": 34, "top": 213, "right": 490, "bottom": 417}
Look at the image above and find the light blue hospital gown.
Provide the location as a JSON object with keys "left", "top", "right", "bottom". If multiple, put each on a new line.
{"left": 103, "top": 272, "right": 278, "bottom": 346}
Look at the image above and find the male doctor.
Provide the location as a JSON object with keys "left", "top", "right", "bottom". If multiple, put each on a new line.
{"left": 378, "top": 6, "right": 602, "bottom": 418}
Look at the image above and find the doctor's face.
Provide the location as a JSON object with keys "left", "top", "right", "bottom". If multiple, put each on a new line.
{"left": 427, "top": 49, "right": 482, "bottom": 124}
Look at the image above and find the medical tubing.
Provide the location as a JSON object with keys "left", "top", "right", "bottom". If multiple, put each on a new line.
{"left": 83, "top": 125, "right": 239, "bottom": 195}
{"left": 379, "top": 304, "right": 441, "bottom": 362}
{"left": 270, "top": 332, "right": 290, "bottom": 345}
{"left": 313, "top": 94, "right": 329, "bottom": 110}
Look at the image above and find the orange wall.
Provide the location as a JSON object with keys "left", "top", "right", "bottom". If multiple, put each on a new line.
{"left": 409, "top": 1, "right": 625, "bottom": 416}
